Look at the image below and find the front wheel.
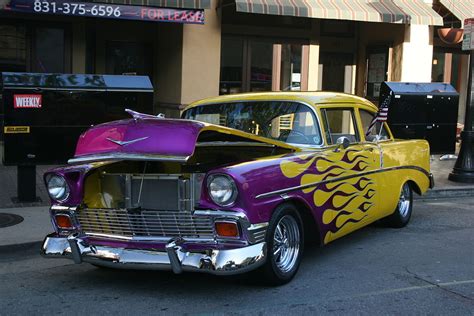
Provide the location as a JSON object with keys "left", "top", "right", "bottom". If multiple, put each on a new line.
{"left": 384, "top": 182, "right": 413, "bottom": 228}
{"left": 260, "top": 204, "right": 304, "bottom": 285}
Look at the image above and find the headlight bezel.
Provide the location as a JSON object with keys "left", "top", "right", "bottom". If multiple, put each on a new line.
{"left": 207, "top": 174, "right": 238, "bottom": 207}
{"left": 46, "top": 174, "right": 70, "bottom": 202}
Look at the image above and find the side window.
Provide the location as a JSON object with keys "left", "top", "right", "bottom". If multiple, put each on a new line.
{"left": 321, "top": 108, "right": 359, "bottom": 145}
{"left": 359, "top": 109, "right": 390, "bottom": 141}
{"left": 268, "top": 105, "right": 321, "bottom": 145}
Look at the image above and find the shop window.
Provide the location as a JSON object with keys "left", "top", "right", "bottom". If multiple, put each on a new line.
{"left": 365, "top": 46, "right": 389, "bottom": 101}
{"left": 220, "top": 37, "right": 244, "bottom": 95}
{"left": 0, "top": 24, "right": 26, "bottom": 72}
{"left": 280, "top": 44, "right": 302, "bottom": 91}
{"left": 320, "top": 52, "right": 354, "bottom": 93}
{"left": 321, "top": 108, "right": 359, "bottom": 144}
{"left": 33, "top": 27, "right": 67, "bottom": 73}
{"left": 250, "top": 41, "right": 273, "bottom": 92}
{"left": 432, "top": 50, "right": 466, "bottom": 91}
{"left": 106, "top": 41, "right": 153, "bottom": 79}
{"left": 220, "top": 36, "right": 306, "bottom": 95}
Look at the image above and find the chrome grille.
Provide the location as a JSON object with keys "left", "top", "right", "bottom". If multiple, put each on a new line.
{"left": 76, "top": 208, "right": 215, "bottom": 239}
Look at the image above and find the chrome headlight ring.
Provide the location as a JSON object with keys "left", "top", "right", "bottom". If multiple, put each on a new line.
{"left": 46, "top": 174, "right": 70, "bottom": 202}
{"left": 207, "top": 174, "right": 238, "bottom": 207}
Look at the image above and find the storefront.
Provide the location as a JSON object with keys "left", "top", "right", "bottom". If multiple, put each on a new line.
{"left": 2, "top": 0, "right": 466, "bottom": 122}
{"left": 431, "top": 0, "right": 471, "bottom": 124}
{"left": 218, "top": 0, "right": 444, "bottom": 105}
{"left": 0, "top": 0, "right": 218, "bottom": 119}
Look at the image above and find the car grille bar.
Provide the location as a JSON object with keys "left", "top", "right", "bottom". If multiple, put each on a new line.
{"left": 76, "top": 208, "right": 215, "bottom": 239}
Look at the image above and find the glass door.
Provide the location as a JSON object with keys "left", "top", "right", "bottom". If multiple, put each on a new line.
{"left": 248, "top": 40, "right": 273, "bottom": 92}
{"left": 220, "top": 36, "right": 305, "bottom": 95}
{"left": 320, "top": 52, "right": 354, "bottom": 93}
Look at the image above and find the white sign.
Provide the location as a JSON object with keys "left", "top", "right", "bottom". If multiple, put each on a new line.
{"left": 13, "top": 94, "right": 42, "bottom": 108}
{"left": 462, "top": 18, "right": 474, "bottom": 51}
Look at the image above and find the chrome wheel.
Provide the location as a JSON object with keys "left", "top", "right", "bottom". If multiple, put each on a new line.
{"left": 272, "top": 215, "right": 301, "bottom": 273}
{"left": 398, "top": 183, "right": 411, "bottom": 218}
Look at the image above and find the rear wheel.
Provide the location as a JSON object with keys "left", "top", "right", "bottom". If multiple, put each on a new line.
{"left": 384, "top": 182, "right": 413, "bottom": 228}
{"left": 261, "top": 204, "right": 304, "bottom": 285}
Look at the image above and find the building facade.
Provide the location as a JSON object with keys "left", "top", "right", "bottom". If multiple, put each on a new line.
{"left": 0, "top": 0, "right": 471, "bottom": 119}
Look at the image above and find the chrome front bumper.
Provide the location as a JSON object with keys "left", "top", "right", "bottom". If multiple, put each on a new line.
{"left": 41, "top": 234, "right": 267, "bottom": 275}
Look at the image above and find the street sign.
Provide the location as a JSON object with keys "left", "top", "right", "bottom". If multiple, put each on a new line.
{"left": 463, "top": 18, "right": 474, "bottom": 51}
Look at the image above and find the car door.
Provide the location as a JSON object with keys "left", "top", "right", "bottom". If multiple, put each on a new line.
{"left": 317, "top": 106, "right": 380, "bottom": 244}
{"left": 358, "top": 108, "right": 399, "bottom": 219}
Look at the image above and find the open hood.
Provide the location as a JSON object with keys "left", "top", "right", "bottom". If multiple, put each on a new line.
{"left": 69, "top": 118, "right": 298, "bottom": 164}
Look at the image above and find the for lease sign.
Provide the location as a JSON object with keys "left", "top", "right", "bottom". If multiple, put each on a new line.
{"left": 14, "top": 94, "right": 42, "bottom": 108}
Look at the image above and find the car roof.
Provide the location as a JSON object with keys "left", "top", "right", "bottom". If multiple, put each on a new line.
{"left": 184, "top": 91, "right": 378, "bottom": 112}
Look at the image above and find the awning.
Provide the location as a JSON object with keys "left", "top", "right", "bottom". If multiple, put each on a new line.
{"left": 439, "top": 0, "right": 473, "bottom": 26}
{"left": 234, "top": 0, "right": 443, "bottom": 25}
{"left": 94, "top": 0, "right": 211, "bottom": 10}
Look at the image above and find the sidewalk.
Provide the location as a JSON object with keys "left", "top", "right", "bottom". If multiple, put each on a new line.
{"left": 0, "top": 154, "right": 473, "bottom": 251}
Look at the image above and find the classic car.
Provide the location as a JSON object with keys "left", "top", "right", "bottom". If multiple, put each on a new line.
{"left": 41, "top": 92, "right": 434, "bottom": 284}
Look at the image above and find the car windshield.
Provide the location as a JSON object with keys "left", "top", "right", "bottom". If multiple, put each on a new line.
{"left": 182, "top": 101, "right": 322, "bottom": 145}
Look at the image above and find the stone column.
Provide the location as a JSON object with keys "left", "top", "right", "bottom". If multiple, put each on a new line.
{"left": 399, "top": 24, "right": 434, "bottom": 82}
{"left": 180, "top": 0, "right": 221, "bottom": 105}
{"left": 306, "top": 21, "right": 321, "bottom": 91}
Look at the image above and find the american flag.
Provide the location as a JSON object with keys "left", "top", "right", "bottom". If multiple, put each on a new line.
{"left": 365, "top": 94, "right": 391, "bottom": 137}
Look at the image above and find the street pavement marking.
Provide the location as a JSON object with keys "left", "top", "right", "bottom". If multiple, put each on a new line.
{"left": 343, "top": 279, "right": 474, "bottom": 299}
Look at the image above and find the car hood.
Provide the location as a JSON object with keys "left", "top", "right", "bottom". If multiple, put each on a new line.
{"left": 69, "top": 118, "right": 298, "bottom": 164}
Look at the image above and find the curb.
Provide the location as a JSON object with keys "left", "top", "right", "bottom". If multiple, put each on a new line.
{"left": 0, "top": 241, "right": 42, "bottom": 254}
{"left": 415, "top": 187, "right": 474, "bottom": 200}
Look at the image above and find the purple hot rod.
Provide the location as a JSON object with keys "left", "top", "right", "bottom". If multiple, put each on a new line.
{"left": 41, "top": 92, "right": 433, "bottom": 284}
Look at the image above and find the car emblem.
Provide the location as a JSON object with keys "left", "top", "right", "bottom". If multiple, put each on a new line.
{"left": 106, "top": 136, "right": 148, "bottom": 146}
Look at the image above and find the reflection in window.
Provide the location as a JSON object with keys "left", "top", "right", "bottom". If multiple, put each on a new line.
{"left": 280, "top": 44, "right": 302, "bottom": 91}
{"left": 220, "top": 38, "right": 244, "bottom": 95}
{"left": 432, "top": 51, "right": 464, "bottom": 90}
{"left": 34, "top": 28, "right": 65, "bottom": 73}
{"left": 250, "top": 42, "right": 272, "bottom": 92}
{"left": 106, "top": 41, "right": 153, "bottom": 79}
{"left": 183, "top": 101, "right": 321, "bottom": 145}
{"left": 322, "top": 108, "right": 359, "bottom": 144}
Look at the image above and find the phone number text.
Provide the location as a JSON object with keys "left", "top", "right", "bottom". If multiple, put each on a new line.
{"left": 33, "top": 0, "right": 121, "bottom": 17}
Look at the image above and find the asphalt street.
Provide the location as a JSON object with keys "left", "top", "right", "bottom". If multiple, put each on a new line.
{"left": 0, "top": 197, "right": 473, "bottom": 315}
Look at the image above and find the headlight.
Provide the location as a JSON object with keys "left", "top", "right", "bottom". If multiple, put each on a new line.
{"left": 207, "top": 174, "right": 238, "bottom": 206}
{"left": 47, "top": 175, "right": 70, "bottom": 201}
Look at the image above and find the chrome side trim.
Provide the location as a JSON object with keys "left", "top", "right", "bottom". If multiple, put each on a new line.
{"left": 68, "top": 153, "right": 190, "bottom": 164}
{"left": 51, "top": 205, "right": 78, "bottom": 211}
{"left": 192, "top": 209, "right": 247, "bottom": 219}
{"left": 247, "top": 223, "right": 268, "bottom": 244}
{"left": 255, "top": 165, "right": 431, "bottom": 199}
{"left": 196, "top": 141, "right": 276, "bottom": 147}
{"left": 41, "top": 234, "right": 267, "bottom": 275}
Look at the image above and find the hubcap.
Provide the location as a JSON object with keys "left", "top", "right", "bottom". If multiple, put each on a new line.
{"left": 272, "top": 215, "right": 300, "bottom": 273}
{"left": 398, "top": 183, "right": 411, "bottom": 217}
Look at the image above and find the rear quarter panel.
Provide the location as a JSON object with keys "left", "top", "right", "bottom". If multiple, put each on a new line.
{"left": 376, "top": 139, "right": 431, "bottom": 218}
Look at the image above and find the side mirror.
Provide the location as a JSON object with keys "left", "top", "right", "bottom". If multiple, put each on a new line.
{"left": 334, "top": 136, "right": 350, "bottom": 152}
